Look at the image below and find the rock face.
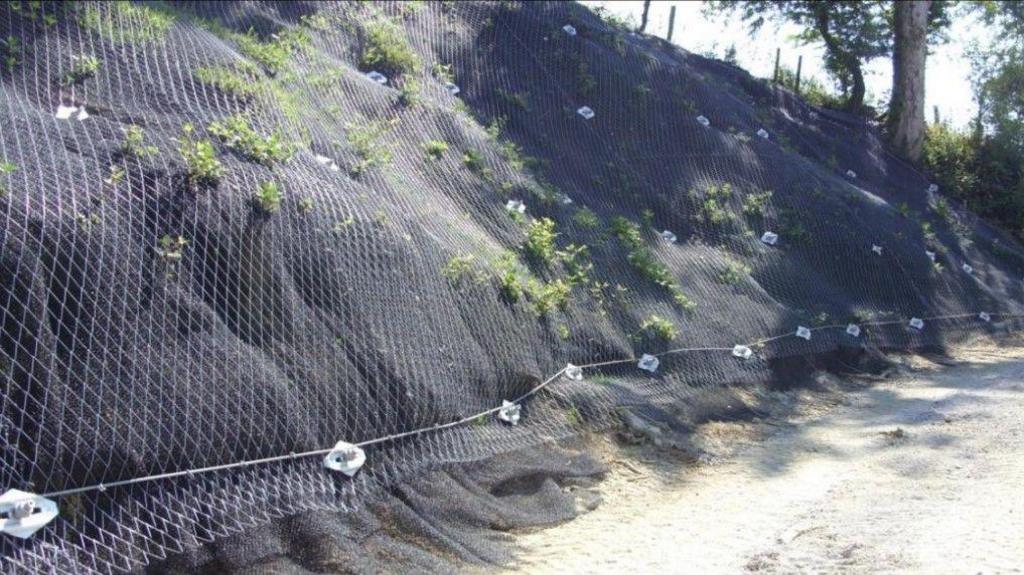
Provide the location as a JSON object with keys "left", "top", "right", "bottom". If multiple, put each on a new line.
{"left": 0, "top": 1, "right": 1022, "bottom": 572}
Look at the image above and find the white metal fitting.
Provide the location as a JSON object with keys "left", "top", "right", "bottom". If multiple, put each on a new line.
{"left": 0, "top": 489, "right": 58, "bottom": 539}
{"left": 760, "top": 231, "right": 778, "bottom": 246}
{"left": 498, "top": 400, "right": 521, "bottom": 425}
{"left": 795, "top": 326, "right": 812, "bottom": 340}
{"left": 696, "top": 115, "right": 710, "bottom": 128}
{"left": 577, "top": 106, "right": 595, "bottom": 120}
{"left": 756, "top": 128, "right": 769, "bottom": 139}
{"left": 872, "top": 244, "right": 883, "bottom": 256}
{"left": 928, "top": 184, "right": 938, "bottom": 193}
{"left": 846, "top": 169, "right": 857, "bottom": 179}
{"left": 846, "top": 324, "right": 861, "bottom": 337}
{"left": 444, "top": 82, "right": 460, "bottom": 96}
{"left": 505, "top": 199, "right": 526, "bottom": 214}
{"left": 732, "top": 345, "right": 752, "bottom": 360}
{"left": 365, "top": 71, "right": 387, "bottom": 85}
{"left": 564, "top": 363, "right": 584, "bottom": 381}
{"left": 909, "top": 317, "right": 925, "bottom": 330}
{"left": 661, "top": 230, "right": 677, "bottom": 243}
{"left": 637, "top": 354, "right": 659, "bottom": 373}
{"left": 323, "top": 441, "right": 366, "bottom": 477}
{"left": 925, "top": 250, "right": 936, "bottom": 262}
{"left": 562, "top": 24, "right": 577, "bottom": 36}
{"left": 979, "top": 312, "right": 991, "bottom": 322}
{"left": 962, "top": 263, "right": 974, "bottom": 275}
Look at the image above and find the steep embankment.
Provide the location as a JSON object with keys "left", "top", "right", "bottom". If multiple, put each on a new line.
{"left": 1, "top": 1, "right": 1022, "bottom": 572}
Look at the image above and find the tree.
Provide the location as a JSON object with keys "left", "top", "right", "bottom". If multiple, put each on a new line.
{"left": 887, "top": 1, "right": 931, "bottom": 161}
{"left": 638, "top": 1, "right": 652, "bottom": 33}
{"left": 705, "top": 1, "right": 891, "bottom": 113}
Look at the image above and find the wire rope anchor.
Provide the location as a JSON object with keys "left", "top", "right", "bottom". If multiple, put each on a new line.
{"left": 760, "top": 231, "right": 778, "bottom": 246}
{"left": 846, "top": 169, "right": 858, "bottom": 179}
{"left": 505, "top": 199, "right": 526, "bottom": 214}
{"left": 962, "top": 263, "right": 974, "bottom": 275}
{"left": 0, "top": 490, "right": 58, "bottom": 539}
{"left": 928, "top": 184, "right": 939, "bottom": 193}
{"left": 846, "top": 324, "right": 861, "bottom": 337}
{"left": 979, "top": 312, "right": 991, "bottom": 322}
{"left": 696, "top": 115, "right": 710, "bottom": 128}
{"left": 795, "top": 326, "right": 812, "bottom": 340}
{"left": 909, "top": 317, "right": 925, "bottom": 330}
{"left": 562, "top": 24, "right": 577, "bottom": 36}
{"left": 444, "top": 82, "right": 460, "bottom": 96}
{"left": 872, "top": 244, "right": 883, "bottom": 256}
{"left": 925, "top": 250, "right": 937, "bottom": 262}
{"left": 564, "top": 363, "right": 584, "bottom": 381}
{"left": 637, "top": 354, "right": 660, "bottom": 372}
{"left": 756, "top": 128, "right": 769, "bottom": 139}
{"left": 661, "top": 230, "right": 677, "bottom": 243}
{"left": 323, "top": 442, "right": 366, "bottom": 478}
{"left": 365, "top": 71, "right": 387, "bottom": 85}
{"left": 497, "top": 400, "right": 521, "bottom": 425}
{"left": 732, "top": 345, "right": 753, "bottom": 360}
{"left": 577, "top": 106, "right": 595, "bottom": 119}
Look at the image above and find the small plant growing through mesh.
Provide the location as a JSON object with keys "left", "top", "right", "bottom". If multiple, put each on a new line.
{"left": 717, "top": 258, "right": 751, "bottom": 285}
{"left": 253, "top": 181, "right": 282, "bottom": 214}
{"left": 156, "top": 235, "right": 188, "bottom": 263}
{"left": 573, "top": 206, "right": 600, "bottom": 229}
{"left": 742, "top": 189, "right": 773, "bottom": 218}
{"left": 1, "top": 36, "right": 24, "bottom": 73}
{"left": 526, "top": 277, "right": 571, "bottom": 316}
{"left": 495, "top": 251, "right": 523, "bottom": 303}
{"left": 778, "top": 208, "right": 811, "bottom": 244}
{"left": 691, "top": 182, "right": 735, "bottom": 226}
{"left": 443, "top": 253, "right": 484, "bottom": 285}
{"left": 360, "top": 20, "right": 420, "bottom": 76}
{"left": 62, "top": 55, "right": 100, "bottom": 86}
{"left": 932, "top": 196, "right": 954, "bottom": 223}
{"left": 346, "top": 120, "right": 393, "bottom": 175}
{"left": 640, "top": 315, "right": 678, "bottom": 341}
{"left": 398, "top": 77, "right": 421, "bottom": 107}
{"left": 610, "top": 216, "right": 696, "bottom": 313}
{"left": 557, "top": 324, "right": 571, "bottom": 340}
{"left": 297, "top": 197, "right": 314, "bottom": 214}
{"left": 207, "top": 114, "right": 296, "bottom": 167}
{"left": 176, "top": 123, "right": 223, "bottom": 188}
{"left": 431, "top": 62, "right": 454, "bottom": 83}
{"left": 104, "top": 165, "right": 125, "bottom": 187}
{"left": 462, "top": 148, "right": 486, "bottom": 174}
{"left": 121, "top": 125, "right": 157, "bottom": 158}
{"left": 0, "top": 161, "right": 15, "bottom": 196}
{"left": 423, "top": 139, "right": 449, "bottom": 160}
{"left": 524, "top": 217, "right": 558, "bottom": 267}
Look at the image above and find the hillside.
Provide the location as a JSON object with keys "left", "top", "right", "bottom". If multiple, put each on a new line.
{"left": 1, "top": 1, "right": 1023, "bottom": 573}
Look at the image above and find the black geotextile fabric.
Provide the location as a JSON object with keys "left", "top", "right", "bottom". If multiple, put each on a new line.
{"left": 1, "top": 1, "right": 1024, "bottom": 573}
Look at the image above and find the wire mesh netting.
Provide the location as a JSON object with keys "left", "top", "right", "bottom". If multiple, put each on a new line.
{"left": 2, "top": 1, "right": 1024, "bottom": 572}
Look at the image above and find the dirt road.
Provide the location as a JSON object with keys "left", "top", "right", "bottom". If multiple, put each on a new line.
{"left": 508, "top": 346, "right": 1024, "bottom": 574}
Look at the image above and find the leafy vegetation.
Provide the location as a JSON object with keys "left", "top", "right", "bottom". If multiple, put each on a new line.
{"left": 462, "top": 149, "right": 486, "bottom": 174}
{"left": 346, "top": 120, "right": 393, "bottom": 175}
{"left": 717, "top": 258, "right": 752, "bottom": 285}
{"left": 121, "top": 125, "right": 157, "bottom": 158}
{"left": 1, "top": 35, "right": 24, "bottom": 73}
{"left": 253, "top": 181, "right": 282, "bottom": 214}
{"left": 691, "top": 182, "right": 736, "bottom": 226}
{"left": 194, "top": 64, "right": 262, "bottom": 101}
{"left": 573, "top": 206, "right": 601, "bottom": 229}
{"left": 207, "top": 114, "right": 296, "bottom": 166}
{"left": 423, "top": 139, "right": 449, "bottom": 159}
{"left": 0, "top": 161, "right": 15, "bottom": 196}
{"left": 610, "top": 216, "right": 696, "bottom": 312}
{"left": 742, "top": 189, "right": 773, "bottom": 218}
{"left": 62, "top": 55, "right": 100, "bottom": 86}
{"left": 79, "top": 2, "right": 176, "bottom": 44}
{"left": 176, "top": 123, "right": 223, "bottom": 188}
{"left": 524, "top": 218, "right": 558, "bottom": 266}
{"left": 640, "top": 315, "right": 678, "bottom": 341}
{"left": 360, "top": 20, "right": 420, "bottom": 76}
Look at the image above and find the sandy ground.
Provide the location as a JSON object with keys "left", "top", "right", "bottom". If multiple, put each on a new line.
{"left": 505, "top": 344, "right": 1024, "bottom": 574}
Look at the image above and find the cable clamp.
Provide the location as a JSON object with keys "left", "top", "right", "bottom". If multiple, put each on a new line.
{"left": 323, "top": 442, "right": 365, "bottom": 477}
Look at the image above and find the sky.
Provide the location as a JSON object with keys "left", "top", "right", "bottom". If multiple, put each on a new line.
{"left": 581, "top": 1, "right": 989, "bottom": 128}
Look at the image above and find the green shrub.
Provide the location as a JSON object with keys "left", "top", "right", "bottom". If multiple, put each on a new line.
{"left": 573, "top": 206, "right": 600, "bottom": 229}
{"left": 79, "top": 3, "right": 175, "bottom": 44}
{"left": 346, "top": 120, "right": 393, "bottom": 174}
{"left": 610, "top": 216, "right": 696, "bottom": 312}
{"left": 742, "top": 189, "right": 773, "bottom": 218}
{"left": 494, "top": 251, "right": 523, "bottom": 302}
{"left": 121, "top": 125, "right": 157, "bottom": 158}
{"left": 207, "top": 114, "right": 296, "bottom": 166}
{"left": 398, "top": 77, "right": 421, "bottom": 106}
{"left": 234, "top": 27, "right": 309, "bottom": 74}
{"left": 62, "top": 55, "right": 100, "bottom": 86}
{"left": 0, "top": 161, "right": 15, "bottom": 196}
{"left": 717, "top": 259, "right": 751, "bottom": 285}
{"left": 1, "top": 35, "right": 23, "bottom": 73}
{"left": 423, "top": 139, "right": 449, "bottom": 159}
{"left": 691, "top": 183, "right": 735, "bottom": 226}
{"left": 194, "top": 64, "right": 262, "bottom": 100}
{"left": 360, "top": 20, "right": 420, "bottom": 76}
{"left": 253, "top": 181, "right": 282, "bottom": 213}
{"left": 176, "top": 123, "right": 223, "bottom": 187}
{"left": 527, "top": 277, "right": 571, "bottom": 316}
{"left": 524, "top": 217, "right": 558, "bottom": 266}
{"left": 640, "top": 315, "right": 677, "bottom": 341}
{"left": 443, "top": 254, "right": 477, "bottom": 284}
{"left": 462, "top": 148, "right": 486, "bottom": 173}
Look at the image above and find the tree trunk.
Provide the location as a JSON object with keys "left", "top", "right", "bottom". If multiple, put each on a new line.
{"left": 814, "top": 7, "right": 866, "bottom": 112}
{"left": 888, "top": 0, "right": 931, "bottom": 161}
{"left": 638, "top": 0, "right": 651, "bottom": 33}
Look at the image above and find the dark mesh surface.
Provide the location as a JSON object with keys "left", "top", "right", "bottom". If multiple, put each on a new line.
{"left": 1, "top": 1, "right": 1023, "bottom": 573}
